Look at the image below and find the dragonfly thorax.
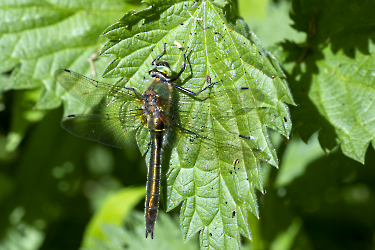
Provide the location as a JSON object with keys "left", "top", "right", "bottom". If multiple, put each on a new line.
{"left": 142, "top": 80, "right": 172, "bottom": 130}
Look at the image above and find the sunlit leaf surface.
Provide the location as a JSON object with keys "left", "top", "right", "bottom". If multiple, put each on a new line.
{"left": 309, "top": 44, "right": 375, "bottom": 163}
{"left": 284, "top": 0, "right": 375, "bottom": 163}
{"left": 0, "top": 0, "right": 142, "bottom": 109}
{"left": 96, "top": 0, "right": 293, "bottom": 248}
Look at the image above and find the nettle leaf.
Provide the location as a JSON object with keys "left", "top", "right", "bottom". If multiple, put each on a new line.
{"left": 101, "top": 0, "right": 293, "bottom": 249}
{"left": 0, "top": 0, "right": 143, "bottom": 110}
{"left": 309, "top": 44, "right": 375, "bottom": 163}
{"left": 81, "top": 187, "right": 145, "bottom": 248}
{"left": 82, "top": 211, "right": 199, "bottom": 250}
{"left": 0, "top": 0, "right": 143, "bottom": 151}
{"left": 284, "top": 0, "right": 375, "bottom": 163}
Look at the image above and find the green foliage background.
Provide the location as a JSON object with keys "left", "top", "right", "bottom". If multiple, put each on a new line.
{"left": 0, "top": 0, "right": 374, "bottom": 249}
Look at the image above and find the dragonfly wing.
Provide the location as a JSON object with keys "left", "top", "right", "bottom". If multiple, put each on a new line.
{"left": 174, "top": 121, "right": 267, "bottom": 162}
{"left": 55, "top": 69, "right": 141, "bottom": 111}
{"left": 61, "top": 113, "right": 142, "bottom": 149}
{"left": 168, "top": 87, "right": 278, "bottom": 164}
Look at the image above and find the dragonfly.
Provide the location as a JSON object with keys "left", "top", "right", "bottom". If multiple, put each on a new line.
{"left": 55, "top": 43, "right": 278, "bottom": 239}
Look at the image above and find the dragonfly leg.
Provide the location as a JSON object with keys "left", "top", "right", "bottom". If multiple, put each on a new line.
{"left": 152, "top": 43, "right": 167, "bottom": 65}
{"left": 169, "top": 48, "right": 193, "bottom": 82}
{"left": 170, "top": 78, "right": 222, "bottom": 97}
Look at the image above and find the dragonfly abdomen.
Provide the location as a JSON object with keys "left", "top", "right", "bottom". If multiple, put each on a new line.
{"left": 145, "top": 130, "right": 163, "bottom": 239}
{"left": 143, "top": 79, "right": 172, "bottom": 239}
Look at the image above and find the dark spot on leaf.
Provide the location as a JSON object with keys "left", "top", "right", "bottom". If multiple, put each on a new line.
{"left": 229, "top": 170, "right": 232, "bottom": 174}
{"left": 225, "top": 201, "right": 228, "bottom": 204}
{"left": 284, "top": 117, "right": 287, "bottom": 122}
{"left": 232, "top": 210, "right": 236, "bottom": 218}
{"left": 209, "top": 233, "right": 212, "bottom": 236}
{"left": 181, "top": 23, "right": 184, "bottom": 25}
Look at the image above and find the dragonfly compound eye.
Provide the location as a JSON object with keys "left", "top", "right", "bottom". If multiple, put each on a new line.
{"left": 156, "top": 61, "right": 170, "bottom": 68}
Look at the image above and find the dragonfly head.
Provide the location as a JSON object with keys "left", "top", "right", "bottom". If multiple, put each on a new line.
{"left": 155, "top": 61, "right": 170, "bottom": 68}
{"left": 149, "top": 61, "right": 172, "bottom": 82}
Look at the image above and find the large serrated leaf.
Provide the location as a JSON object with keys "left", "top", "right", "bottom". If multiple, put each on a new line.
{"left": 0, "top": 0, "right": 144, "bottom": 151}
{"left": 284, "top": 0, "right": 375, "bottom": 163}
{"left": 0, "top": 0, "right": 143, "bottom": 109}
{"left": 309, "top": 44, "right": 375, "bottom": 163}
{"left": 99, "top": 0, "right": 293, "bottom": 249}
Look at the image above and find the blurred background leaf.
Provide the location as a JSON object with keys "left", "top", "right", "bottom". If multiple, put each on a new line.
{"left": 81, "top": 187, "right": 145, "bottom": 248}
{"left": 81, "top": 210, "right": 199, "bottom": 250}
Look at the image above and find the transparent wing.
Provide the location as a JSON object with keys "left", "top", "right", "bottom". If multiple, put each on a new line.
{"left": 61, "top": 112, "right": 144, "bottom": 149}
{"left": 56, "top": 69, "right": 147, "bottom": 149}
{"left": 167, "top": 87, "right": 280, "bottom": 162}
{"left": 55, "top": 69, "right": 142, "bottom": 111}
{"left": 56, "top": 69, "right": 280, "bottom": 161}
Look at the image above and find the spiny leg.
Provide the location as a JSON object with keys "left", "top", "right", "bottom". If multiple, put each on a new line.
{"left": 171, "top": 78, "right": 222, "bottom": 96}
{"left": 170, "top": 48, "right": 193, "bottom": 82}
{"left": 152, "top": 43, "right": 167, "bottom": 65}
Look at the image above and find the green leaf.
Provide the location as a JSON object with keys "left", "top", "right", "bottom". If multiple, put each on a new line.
{"left": 239, "top": 0, "right": 306, "bottom": 48}
{"left": 0, "top": 0, "right": 143, "bottom": 109}
{"left": 275, "top": 132, "right": 325, "bottom": 188}
{"left": 309, "top": 44, "right": 375, "bottom": 163}
{"left": 269, "top": 218, "right": 302, "bottom": 250}
{"left": 99, "top": 1, "right": 293, "bottom": 249}
{"left": 81, "top": 210, "right": 199, "bottom": 250}
{"left": 81, "top": 187, "right": 145, "bottom": 248}
{"left": 0, "top": 0, "right": 144, "bottom": 153}
{"left": 291, "top": 0, "right": 375, "bottom": 56}
{"left": 282, "top": 0, "right": 375, "bottom": 163}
